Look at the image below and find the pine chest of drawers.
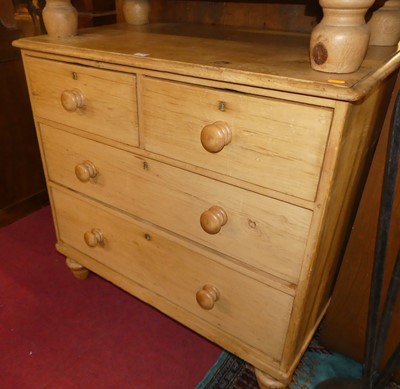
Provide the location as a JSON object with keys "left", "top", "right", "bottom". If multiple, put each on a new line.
{"left": 14, "top": 23, "right": 400, "bottom": 387}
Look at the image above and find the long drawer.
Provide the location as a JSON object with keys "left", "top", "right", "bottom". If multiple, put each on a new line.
{"left": 141, "top": 77, "right": 333, "bottom": 201}
{"left": 40, "top": 124, "right": 312, "bottom": 284}
{"left": 51, "top": 186, "right": 294, "bottom": 361}
{"left": 24, "top": 56, "right": 138, "bottom": 146}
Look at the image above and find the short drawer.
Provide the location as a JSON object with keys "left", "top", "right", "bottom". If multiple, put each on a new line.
{"left": 52, "top": 187, "right": 294, "bottom": 361}
{"left": 41, "top": 124, "right": 312, "bottom": 284}
{"left": 24, "top": 56, "right": 138, "bottom": 146}
{"left": 142, "top": 77, "right": 333, "bottom": 201}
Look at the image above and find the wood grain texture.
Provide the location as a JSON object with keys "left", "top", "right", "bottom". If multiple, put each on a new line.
{"left": 368, "top": 0, "right": 400, "bottom": 47}
{"left": 24, "top": 55, "right": 138, "bottom": 146}
{"left": 39, "top": 124, "right": 312, "bottom": 284}
{"left": 280, "top": 73, "right": 396, "bottom": 373}
{"left": 320, "top": 73, "right": 400, "bottom": 383}
{"left": 141, "top": 76, "right": 333, "bottom": 201}
{"left": 13, "top": 24, "right": 400, "bottom": 101}
{"left": 42, "top": 0, "right": 79, "bottom": 38}
{"left": 309, "top": 0, "right": 374, "bottom": 73}
{"left": 52, "top": 185, "right": 294, "bottom": 363}
{"left": 14, "top": 21, "right": 400, "bottom": 387}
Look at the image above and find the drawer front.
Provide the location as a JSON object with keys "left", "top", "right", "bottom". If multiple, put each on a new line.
{"left": 52, "top": 187, "right": 293, "bottom": 361}
{"left": 142, "top": 77, "right": 333, "bottom": 201}
{"left": 25, "top": 56, "right": 138, "bottom": 146}
{"left": 40, "top": 124, "right": 312, "bottom": 284}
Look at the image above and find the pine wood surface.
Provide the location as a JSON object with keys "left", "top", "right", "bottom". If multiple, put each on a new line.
{"left": 15, "top": 21, "right": 400, "bottom": 387}
{"left": 39, "top": 123, "right": 311, "bottom": 284}
{"left": 25, "top": 56, "right": 138, "bottom": 146}
{"left": 320, "top": 74, "right": 400, "bottom": 383}
{"left": 51, "top": 185, "right": 294, "bottom": 363}
{"left": 309, "top": 0, "right": 375, "bottom": 73}
{"left": 13, "top": 23, "right": 400, "bottom": 101}
{"left": 141, "top": 77, "right": 332, "bottom": 202}
{"left": 282, "top": 74, "right": 396, "bottom": 371}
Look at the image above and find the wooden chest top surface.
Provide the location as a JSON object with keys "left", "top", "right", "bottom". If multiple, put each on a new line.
{"left": 13, "top": 22, "right": 400, "bottom": 101}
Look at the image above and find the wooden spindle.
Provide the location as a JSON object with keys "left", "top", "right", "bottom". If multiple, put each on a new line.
{"left": 122, "top": 0, "right": 150, "bottom": 25}
{"left": 310, "top": 0, "right": 375, "bottom": 73}
{"left": 368, "top": 0, "right": 400, "bottom": 46}
{"left": 42, "top": 0, "right": 78, "bottom": 38}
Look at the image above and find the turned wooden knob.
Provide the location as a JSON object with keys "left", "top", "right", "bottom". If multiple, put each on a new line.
{"left": 75, "top": 161, "right": 97, "bottom": 182}
{"left": 201, "top": 121, "right": 232, "bottom": 153}
{"left": 84, "top": 228, "right": 104, "bottom": 247}
{"left": 61, "top": 88, "right": 84, "bottom": 112}
{"left": 196, "top": 285, "right": 220, "bottom": 310}
{"left": 200, "top": 206, "right": 228, "bottom": 234}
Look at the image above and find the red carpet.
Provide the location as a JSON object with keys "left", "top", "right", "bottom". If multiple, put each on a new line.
{"left": 0, "top": 206, "right": 221, "bottom": 389}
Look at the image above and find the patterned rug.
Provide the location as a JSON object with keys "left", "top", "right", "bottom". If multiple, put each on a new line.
{"left": 196, "top": 336, "right": 400, "bottom": 389}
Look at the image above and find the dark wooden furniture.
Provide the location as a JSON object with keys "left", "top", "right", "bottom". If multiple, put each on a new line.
{"left": 0, "top": 0, "right": 116, "bottom": 227}
{"left": 320, "top": 74, "right": 400, "bottom": 384}
{"left": 115, "top": 0, "right": 322, "bottom": 32}
{"left": 0, "top": 13, "right": 48, "bottom": 227}
{"left": 14, "top": 0, "right": 116, "bottom": 31}
{"left": 72, "top": 0, "right": 116, "bottom": 27}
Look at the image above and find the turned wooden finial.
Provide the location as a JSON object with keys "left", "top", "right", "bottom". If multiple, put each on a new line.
{"left": 42, "top": 0, "right": 78, "bottom": 38}
{"left": 310, "top": 0, "right": 375, "bottom": 73}
{"left": 368, "top": 0, "right": 400, "bottom": 46}
{"left": 122, "top": 0, "right": 150, "bottom": 25}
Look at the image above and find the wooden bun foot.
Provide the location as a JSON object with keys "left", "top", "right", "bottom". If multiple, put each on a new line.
{"left": 65, "top": 257, "right": 90, "bottom": 280}
{"left": 254, "top": 368, "right": 287, "bottom": 389}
